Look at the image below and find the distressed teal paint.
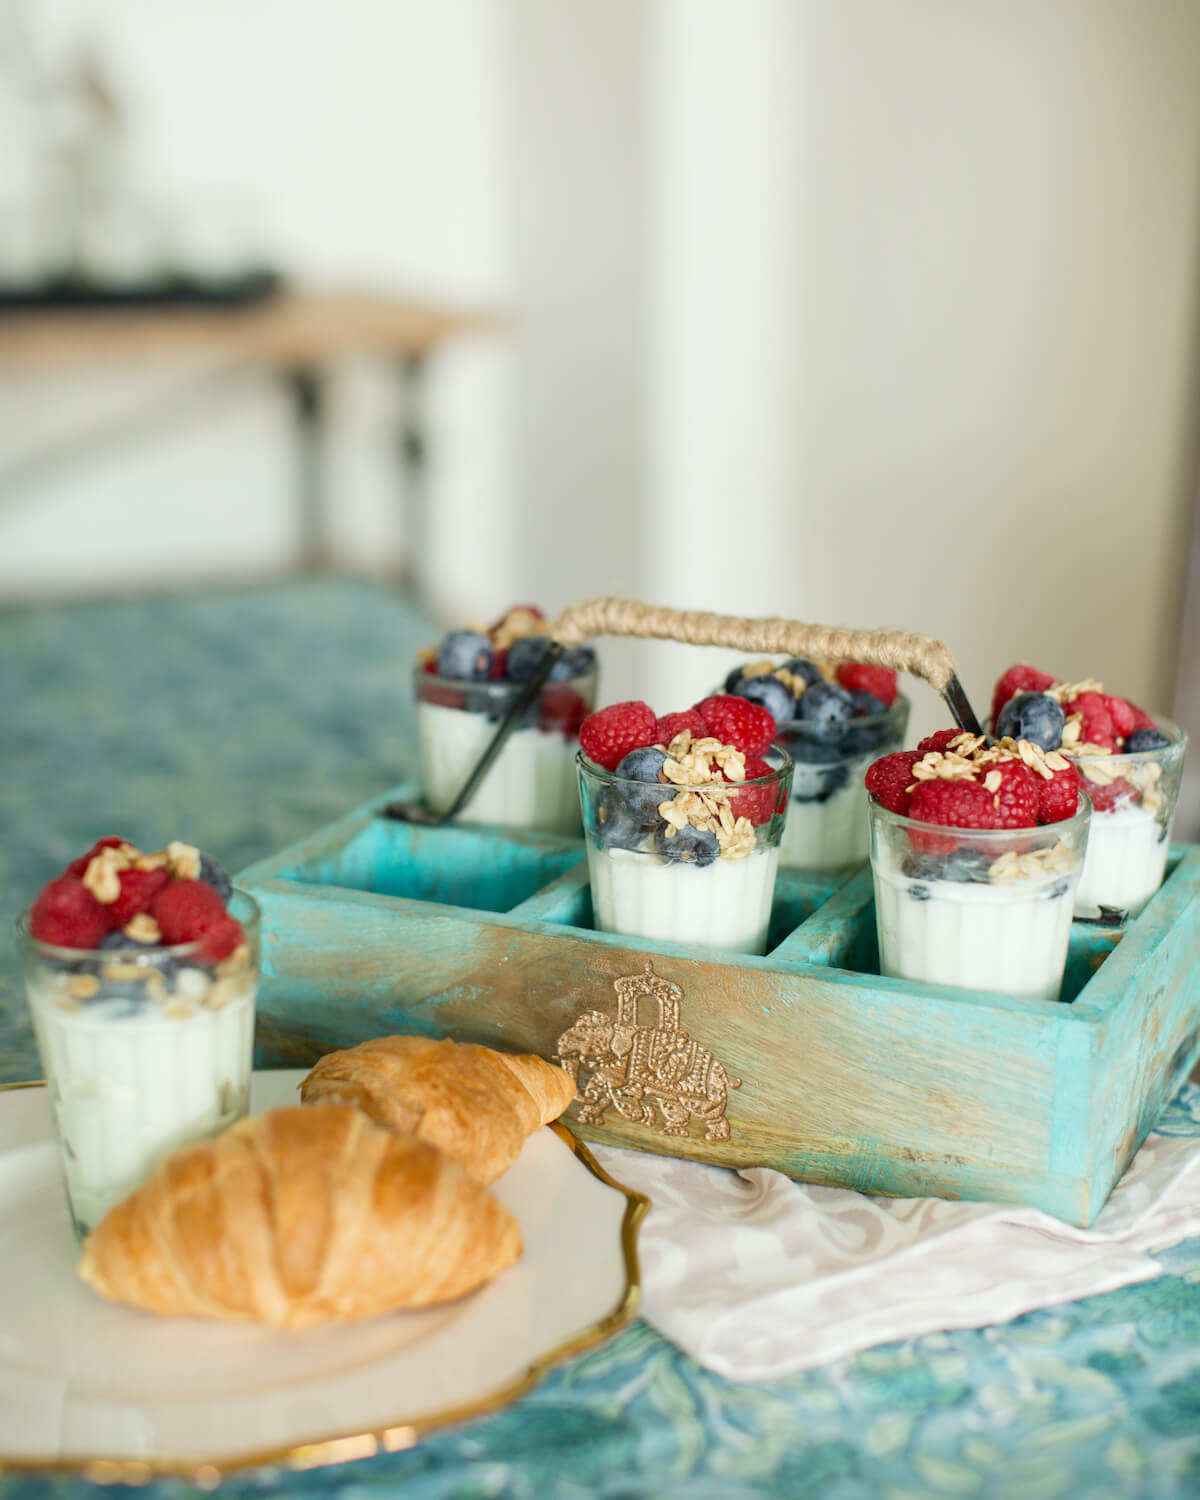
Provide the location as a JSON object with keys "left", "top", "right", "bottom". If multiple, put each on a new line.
{"left": 240, "top": 788, "right": 1200, "bottom": 1228}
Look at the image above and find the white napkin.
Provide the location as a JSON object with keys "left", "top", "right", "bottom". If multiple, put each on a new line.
{"left": 592, "top": 1127, "right": 1200, "bottom": 1381}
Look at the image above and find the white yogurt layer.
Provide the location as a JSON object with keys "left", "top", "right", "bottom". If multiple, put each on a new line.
{"left": 587, "top": 843, "right": 779, "bottom": 954}
{"left": 418, "top": 700, "right": 581, "bottom": 836}
{"left": 873, "top": 860, "right": 1076, "bottom": 1004}
{"left": 28, "top": 973, "right": 256, "bottom": 1235}
{"left": 781, "top": 771, "right": 868, "bottom": 872}
{"left": 1074, "top": 802, "right": 1171, "bottom": 918}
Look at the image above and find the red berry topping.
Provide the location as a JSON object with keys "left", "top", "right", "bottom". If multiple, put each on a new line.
{"left": 916, "top": 729, "right": 965, "bottom": 757}
{"left": 694, "top": 695, "right": 775, "bottom": 756}
{"left": 1063, "top": 692, "right": 1117, "bottom": 751}
{"left": 1084, "top": 776, "right": 1138, "bottom": 813}
{"left": 984, "top": 759, "right": 1040, "bottom": 829}
{"left": 488, "top": 647, "right": 509, "bottom": 680}
{"left": 1038, "top": 758, "right": 1081, "bottom": 824}
{"left": 835, "top": 661, "right": 898, "bottom": 708}
{"left": 151, "top": 878, "right": 228, "bottom": 947}
{"left": 30, "top": 875, "right": 112, "bottom": 949}
{"left": 579, "top": 701, "right": 658, "bottom": 771}
{"left": 655, "top": 709, "right": 709, "bottom": 745}
{"left": 728, "top": 755, "right": 779, "bottom": 826}
{"left": 1101, "top": 695, "right": 1139, "bottom": 742}
{"left": 537, "top": 684, "right": 590, "bottom": 738}
{"left": 109, "top": 866, "right": 171, "bottom": 929}
{"left": 197, "top": 914, "right": 246, "bottom": 962}
{"left": 865, "top": 751, "right": 922, "bottom": 815}
{"left": 66, "top": 836, "right": 131, "bottom": 879}
{"left": 908, "top": 778, "right": 1001, "bottom": 830}
{"left": 992, "top": 664, "right": 1055, "bottom": 729}
{"left": 1124, "top": 703, "right": 1158, "bottom": 735}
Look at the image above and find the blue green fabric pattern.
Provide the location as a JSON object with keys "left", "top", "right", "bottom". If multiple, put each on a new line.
{"left": 2, "top": 580, "right": 1200, "bottom": 1500}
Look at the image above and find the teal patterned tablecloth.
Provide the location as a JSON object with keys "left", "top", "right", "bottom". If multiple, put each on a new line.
{"left": 3, "top": 580, "right": 1200, "bottom": 1500}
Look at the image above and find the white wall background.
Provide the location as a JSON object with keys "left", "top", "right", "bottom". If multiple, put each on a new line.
{"left": 3, "top": 1, "right": 1200, "bottom": 804}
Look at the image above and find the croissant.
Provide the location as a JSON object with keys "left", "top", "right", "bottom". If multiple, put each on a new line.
{"left": 300, "top": 1035, "right": 576, "bottom": 1184}
{"left": 77, "top": 1105, "right": 522, "bottom": 1327}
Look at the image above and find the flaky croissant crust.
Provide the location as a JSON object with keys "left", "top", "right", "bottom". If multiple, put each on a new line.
{"left": 300, "top": 1035, "right": 576, "bottom": 1184}
{"left": 77, "top": 1105, "right": 522, "bottom": 1327}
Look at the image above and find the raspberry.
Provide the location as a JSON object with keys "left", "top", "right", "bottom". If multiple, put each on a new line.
{"left": 865, "top": 751, "right": 922, "bottom": 815}
{"left": 694, "top": 695, "right": 775, "bottom": 756}
{"left": 1038, "top": 758, "right": 1080, "bottom": 823}
{"left": 916, "top": 729, "right": 965, "bottom": 757}
{"left": 985, "top": 759, "right": 1039, "bottom": 829}
{"left": 1102, "top": 695, "right": 1138, "bottom": 741}
{"left": 992, "top": 664, "right": 1055, "bottom": 729}
{"left": 198, "top": 914, "right": 246, "bottom": 962}
{"left": 488, "top": 647, "right": 509, "bottom": 680}
{"left": 835, "top": 661, "right": 898, "bottom": 708}
{"left": 655, "top": 709, "right": 709, "bottom": 745}
{"left": 1084, "top": 776, "right": 1138, "bottom": 813}
{"left": 106, "top": 866, "right": 171, "bottom": 929}
{"left": 908, "top": 778, "right": 1000, "bottom": 830}
{"left": 152, "top": 878, "right": 228, "bottom": 946}
{"left": 579, "top": 701, "right": 658, "bottom": 771}
{"left": 30, "top": 875, "right": 112, "bottom": 949}
{"left": 537, "top": 684, "right": 589, "bottom": 737}
{"left": 1063, "top": 692, "right": 1117, "bottom": 751}
{"left": 728, "top": 755, "right": 779, "bottom": 826}
{"left": 66, "top": 835, "right": 131, "bottom": 878}
{"left": 1124, "top": 703, "right": 1157, "bottom": 735}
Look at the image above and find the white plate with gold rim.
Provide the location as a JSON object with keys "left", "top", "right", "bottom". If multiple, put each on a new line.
{"left": 0, "top": 1069, "right": 646, "bottom": 1481}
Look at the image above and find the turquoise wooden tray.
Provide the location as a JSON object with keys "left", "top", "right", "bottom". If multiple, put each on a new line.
{"left": 239, "top": 785, "right": 1200, "bottom": 1228}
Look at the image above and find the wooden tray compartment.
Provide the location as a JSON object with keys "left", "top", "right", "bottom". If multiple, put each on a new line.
{"left": 239, "top": 786, "right": 1200, "bottom": 1228}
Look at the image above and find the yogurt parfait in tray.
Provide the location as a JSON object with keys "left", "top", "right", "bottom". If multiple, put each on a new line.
{"left": 416, "top": 604, "right": 597, "bottom": 836}
{"left": 866, "top": 731, "right": 1090, "bottom": 1003}
{"left": 990, "top": 663, "right": 1188, "bottom": 918}
{"left": 17, "top": 837, "right": 260, "bottom": 1239}
{"left": 722, "top": 656, "right": 909, "bottom": 872}
{"left": 576, "top": 694, "right": 793, "bottom": 955}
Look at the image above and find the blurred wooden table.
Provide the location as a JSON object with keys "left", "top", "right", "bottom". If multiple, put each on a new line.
{"left": 0, "top": 289, "right": 490, "bottom": 577}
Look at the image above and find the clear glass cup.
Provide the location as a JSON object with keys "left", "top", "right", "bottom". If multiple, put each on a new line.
{"left": 1065, "top": 716, "right": 1187, "bottom": 919}
{"left": 577, "top": 744, "right": 794, "bottom": 955}
{"left": 415, "top": 661, "right": 597, "bottom": 836}
{"left": 16, "top": 890, "right": 261, "bottom": 1241}
{"left": 777, "top": 695, "right": 910, "bottom": 872}
{"left": 868, "top": 795, "right": 1091, "bottom": 1003}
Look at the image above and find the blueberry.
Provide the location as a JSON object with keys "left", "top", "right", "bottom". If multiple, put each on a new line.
{"left": 849, "top": 690, "right": 887, "bottom": 717}
{"left": 1123, "top": 727, "right": 1170, "bottom": 753}
{"left": 653, "top": 823, "right": 719, "bottom": 867}
{"left": 562, "top": 645, "right": 597, "bottom": 679}
{"left": 615, "top": 747, "right": 671, "bottom": 824}
{"left": 782, "top": 658, "right": 824, "bottom": 688}
{"left": 1049, "top": 880, "right": 1071, "bottom": 900}
{"left": 792, "top": 760, "right": 849, "bottom": 804}
{"left": 908, "top": 883, "right": 932, "bottom": 902}
{"left": 902, "top": 848, "right": 991, "bottom": 883}
{"left": 199, "top": 853, "right": 232, "bottom": 903}
{"left": 435, "top": 629, "right": 493, "bottom": 682}
{"left": 734, "top": 674, "right": 796, "bottom": 726}
{"left": 796, "top": 681, "right": 857, "bottom": 742}
{"left": 98, "top": 929, "right": 155, "bottom": 950}
{"left": 593, "top": 788, "right": 646, "bottom": 851}
{"left": 995, "top": 692, "right": 1064, "bottom": 751}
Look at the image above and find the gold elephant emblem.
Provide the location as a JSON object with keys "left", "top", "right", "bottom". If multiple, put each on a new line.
{"left": 555, "top": 960, "right": 739, "bottom": 1142}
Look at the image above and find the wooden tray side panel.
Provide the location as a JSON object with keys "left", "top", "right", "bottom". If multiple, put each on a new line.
{"left": 246, "top": 877, "right": 1092, "bottom": 1219}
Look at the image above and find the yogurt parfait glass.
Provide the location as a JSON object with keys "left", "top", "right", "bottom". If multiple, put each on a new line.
{"left": 17, "top": 890, "right": 261, "bottom": 1240}
{"left": 868, "top": 795, "right": 1091, "bottom": 1004}
{"left": 777, "top": 695, "right": 909, "bottom": 872}
{"left": 577, "top": 744, "right": 793, "bottom": 955}
{"left": 1066, "top": 718, "right": 1187, "bottom": 919}
{"left": 416, "top": 658, "right": 597, "bottom": 837}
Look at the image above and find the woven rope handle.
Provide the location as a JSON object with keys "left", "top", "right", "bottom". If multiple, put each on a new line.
{"left": 549, "top": 596, "right": 959, "bottom": 693}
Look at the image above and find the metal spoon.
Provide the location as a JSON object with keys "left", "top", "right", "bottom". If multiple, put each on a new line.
{"left": 942, "top": 673, "right": 984, "bottom": 737}
{"left": 380, "top": 641, "right": 567, "bottom": 827}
